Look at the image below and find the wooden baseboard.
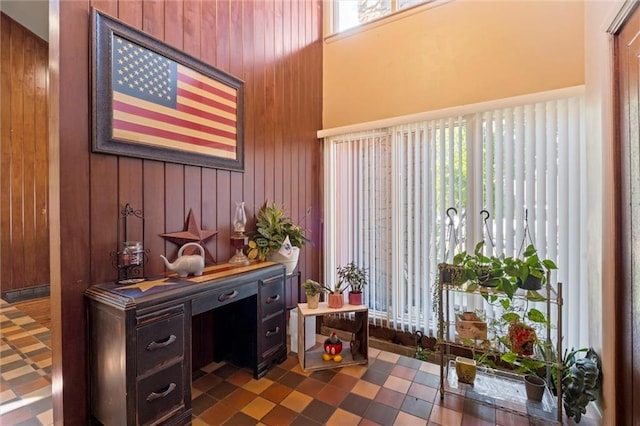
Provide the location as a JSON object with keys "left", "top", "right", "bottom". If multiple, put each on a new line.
{"left": 3, "top": 284, "right": 50, "bottom": 303}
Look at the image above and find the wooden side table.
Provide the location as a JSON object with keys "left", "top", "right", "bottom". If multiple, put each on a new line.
{"left": 297, "top": 302, "right": 368, "bottom": 372}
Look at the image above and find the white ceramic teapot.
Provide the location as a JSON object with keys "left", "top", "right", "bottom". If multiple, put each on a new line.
{"left": 160, "top": 242, "right": 205, "bottom": 277}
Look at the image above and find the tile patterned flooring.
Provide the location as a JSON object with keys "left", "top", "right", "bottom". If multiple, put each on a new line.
{"left": 0, "top": 299, "right": 53, "bottom": 426}
{"left": 0, "top": 298, "right": 601, "bottom": 425}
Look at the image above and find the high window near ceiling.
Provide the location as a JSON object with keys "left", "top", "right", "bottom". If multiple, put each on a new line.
{"left": 333, "top": 0, "right": 433, "bottom": 34}
{"left": 322, "top": 88, "right": 587, "bottom": 353}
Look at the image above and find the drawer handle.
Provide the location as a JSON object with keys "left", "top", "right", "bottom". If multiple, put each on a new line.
{"left": 218, "top": 290, "right": 239, "bottom": 302}
{"left": 266, "top": 294, "right": 281, "bottom": 304}
{"left": 265, "top": 326, "right": 280, "bottom": 337}
{"left": 146, "top": 334, "right": 177, "bottom": 351}
{"left": 146, "top": 382, "right": 176, "bottom": 402}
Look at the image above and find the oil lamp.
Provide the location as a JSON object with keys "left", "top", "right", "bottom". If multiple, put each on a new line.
{"left": 229, "top": 201, "right": 250, "bottom": 266}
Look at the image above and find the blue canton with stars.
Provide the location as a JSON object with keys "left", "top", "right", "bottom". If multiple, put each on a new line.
{"left": 112, "top": 35, "right": 178, "bottom": 109}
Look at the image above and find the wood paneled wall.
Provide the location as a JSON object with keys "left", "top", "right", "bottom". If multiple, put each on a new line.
{"left": 52, "top": 0, "right": 322, "bottom": 423}
{"left": 0, "top": 13, "right": 50, "bottom": 296}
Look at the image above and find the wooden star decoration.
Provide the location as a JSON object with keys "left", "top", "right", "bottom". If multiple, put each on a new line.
{"left": 160, "top": 209, "right": 218, "bottom": 263}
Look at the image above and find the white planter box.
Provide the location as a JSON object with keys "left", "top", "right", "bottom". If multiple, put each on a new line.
{"left": 288, "top": 307, "right": 315, "bottom": 353}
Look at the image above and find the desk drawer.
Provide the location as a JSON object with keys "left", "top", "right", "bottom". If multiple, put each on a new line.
{"left": 260, "top": 314, "right": 286, "bottom": 359}
{"left": 137, "top": 313, "right": 184, "bottom": 374}
{"left": 192, "top": 282, "right": 257, "bottom": 315}
{"left": 137, "top": 361, "right": 185, "bottom": 425}
{"left": 260, "top": 275, "right": 285, "bottom": 318}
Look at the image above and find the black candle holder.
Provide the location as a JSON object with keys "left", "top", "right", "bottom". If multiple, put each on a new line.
{"left": 111, "top": 203, "right": 148, "bottom": 284}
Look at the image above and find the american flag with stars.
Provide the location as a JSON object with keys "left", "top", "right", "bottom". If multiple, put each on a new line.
{"left": 111, "top": 35, "right": 238, "bottom": 159}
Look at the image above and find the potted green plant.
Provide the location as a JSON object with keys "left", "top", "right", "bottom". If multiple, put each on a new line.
{"left": 454, "top": 242, "right": 513, "bottom": 295}
{"left": 438, "top": 262, "right": 466, "bottom": 286}
{"left": 501, "top": 348, "right": 548, "bottom": 401}
{"left": 552, "top": 347, "right": 601, "bottom": 423}
{"left": 336, "top": 261, "right": 368, "bottom": 305}
{"left": 503, "top": 244, "right": 558, "bottom": 290}
{"left": 302, "top": 279, "right": 326, "bottom": 309}
{"left": 247, "top": 201, "right": 308, "bottom": 274}
{"left": 324, "top": 276, "right": 349, "bottom": 309}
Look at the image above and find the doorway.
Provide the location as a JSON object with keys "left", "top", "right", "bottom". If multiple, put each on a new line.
{"left": 614, "top": 2, "right": 640, "bottom": 423}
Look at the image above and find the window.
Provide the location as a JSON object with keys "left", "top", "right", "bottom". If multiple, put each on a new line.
{"left": 333, "top": 0, "right": 433, "bottom": 34}
{"left": 323, "top": 92, "right": 587, "bottom": 351}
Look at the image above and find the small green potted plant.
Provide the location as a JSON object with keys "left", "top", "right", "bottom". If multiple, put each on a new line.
{"left": 336, "top": 261, "right": 368, "bottom": 305}
{"left": 325, "top": 275, "right": 349, "bottom": 309}
{"left": 247, "top": 201, "right": 308, "bottom": 275}
{"left": 301, "top": 279, "right": 326, "bottom": 309}
{"left": 503, "top": 244, "right": 558, "bottom": 290}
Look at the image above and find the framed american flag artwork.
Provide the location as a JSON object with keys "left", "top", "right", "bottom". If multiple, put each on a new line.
{"left": 91, "top": 9, "right": 244, "bottom": 171}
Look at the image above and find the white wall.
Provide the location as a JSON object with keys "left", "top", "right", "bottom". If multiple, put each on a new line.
{"left": 584, "top": 1, "right": 625, "bottom": 424}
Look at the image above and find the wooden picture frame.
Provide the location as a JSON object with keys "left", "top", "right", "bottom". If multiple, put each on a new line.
{"left": 91, "top": 9, "right": 244, "bottom": 171}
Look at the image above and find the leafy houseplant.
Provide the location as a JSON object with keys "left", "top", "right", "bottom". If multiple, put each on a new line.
{"left": 337, "top": 261, "right": 368, "bottom": 305}
{"left": 453, "top": 242, "right": 513, "bottom": 296}
{"left": 247, "top": 201, "right": 308, "bottom": 274}
{"left": 503, "top": 244, "right": 558, "bottom": 290}
{"left": 302, "top": 279, "right": 326, "bottom": 309}
{"left": 555, "top": 347, "right": 601, "bottom": 423}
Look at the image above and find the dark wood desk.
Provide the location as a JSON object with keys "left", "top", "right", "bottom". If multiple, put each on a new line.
{"left": 85, "top": 262, "right": 287, "bottom": 426}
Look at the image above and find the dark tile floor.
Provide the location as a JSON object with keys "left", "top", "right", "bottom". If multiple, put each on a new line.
{"left": 1, "top": 298, "right": 602, "bottom": 425}
{"left": 189, "top": 343, "right": 591, "bottom": 426}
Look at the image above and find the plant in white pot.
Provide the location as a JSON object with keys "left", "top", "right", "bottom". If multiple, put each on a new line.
{"left": 247, "top": 201, "right": 308, "bottom": 275}
{"left": 337, "top": 261, "right": 368, "bottom": 305}
{"left": 301, "top": 279, "right": 326, "bottom": 309}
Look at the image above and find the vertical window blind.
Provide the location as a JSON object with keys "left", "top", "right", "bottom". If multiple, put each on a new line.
{"left": 323, "top": 93, "right": 586, "bottom": 351}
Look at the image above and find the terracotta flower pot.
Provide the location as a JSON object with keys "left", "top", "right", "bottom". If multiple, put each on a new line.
{"left": 328, "top": 293, "right": 344, "bottom": 309}
{"left": 348, "top": 291, "right": 363, "bottom": 305}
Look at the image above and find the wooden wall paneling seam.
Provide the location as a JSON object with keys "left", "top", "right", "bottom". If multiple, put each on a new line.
{"left": 229, "top": 0, "right": 244, "bottom": 227}
{"left": 273, "top": 0, "right": 284, "bottom": 205}
{"left": 164, "top": 163, "right": 185, "bottom": 260}
{"left": 201, "top": 167, "right": 217, "bottom": 265}
{"left": 253, "top": 0, "right": 266, "bottom": 215}
{"left": 35, "top": 37, "right": 50, "bottom": 286}
{"left": 200, "top": 0, "right": 216, "bottom": 71}
{"left": 141, "top": 0, "right": 166, "bottom": 275}
{"left": 164, "top": 0, "right": 184, "bottom": 51}
{"left": 118, "top": 0, "right": 143, "bottom": 29}
{"left": 216, "top": 171, "right": 231, "bottom": 263}
{"left": 281, "top": 0, "right": 292, "bottom": 216}
{"left": 183, "top": 0, "right": 201, "bottom": 58}
{"left": 264, "top": 0, "right": 275, "bottom": 202}
{"left": 241, "top": 1, "right": 255, "bottom": 216}
{"left": 10, "top": 19, "right": 26, "bottom": 292}
{"left": 1, "top": 14, "right": 13, "bottom": 291}
{"left": 89, "top": 0, "right": 119, "bottom": 286}
{"left": 142, "top": 0, "right": 164, "bottom": 39}
{"left": 163, "top": 0, "right": 185, "bottom": 263}
{"left": 216, "top": 0, "right": 230, "bottom": 74}
{"left": 22, "top": 29, "right": 37, "bottom": 288}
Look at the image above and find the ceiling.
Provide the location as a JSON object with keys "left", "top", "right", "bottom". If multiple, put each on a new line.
{"left": 1, "top": 0, "right": 48, "bottom": 41}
